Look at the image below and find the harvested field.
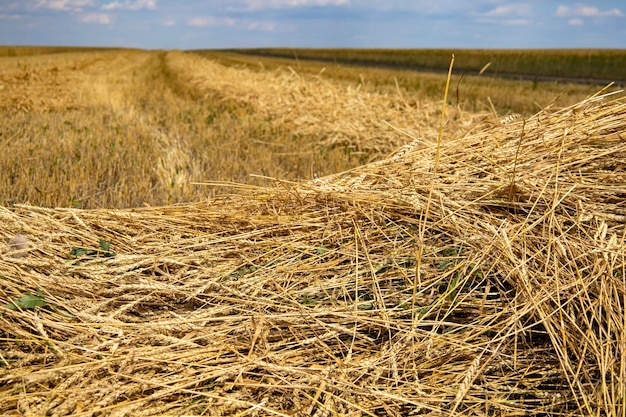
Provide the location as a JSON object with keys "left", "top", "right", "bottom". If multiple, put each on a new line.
{"left": 231, "top": 48, "right": 626, "bottom": 85}
{"left": 166, "top": 51, "right": 484, "bottom": 156}
{"left": 207, "top": 49, "right": 622, "bottom": 116}
{"left": 1, "top": 79, "right": 625, "bottom": 417}
{"left": 0, "top": 49, "right": 478, "bottom": 208}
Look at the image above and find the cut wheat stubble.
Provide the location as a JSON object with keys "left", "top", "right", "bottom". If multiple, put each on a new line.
{"left": 0, "top": 90, "right": 625, "bottom": 416}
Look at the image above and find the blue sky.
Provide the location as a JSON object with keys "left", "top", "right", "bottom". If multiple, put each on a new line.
{"left": 0, "top": 1, "right": 624, "bottom": 49}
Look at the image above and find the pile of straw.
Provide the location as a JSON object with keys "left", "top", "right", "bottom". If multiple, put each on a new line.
{"left": 1, "top": 90, "right": 625, "bottom": 416}
{"left": 166, "top": 51, "right": 482, "bottom": 157}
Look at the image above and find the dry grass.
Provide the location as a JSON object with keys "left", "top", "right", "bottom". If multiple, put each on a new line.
{"left": 199, "top": 50, "right": 616, "bottom": 115}
{"left": 1, "top": 88, "right": 625, "bottom": 416}
{"left": 0, "top": 50, "right": 478, "bottom": 208}
{"left": 166, "top": 50, "right": 478, "bottom": 156}
{"left": 0, "top": 46, "right": 122, "bottom": 58}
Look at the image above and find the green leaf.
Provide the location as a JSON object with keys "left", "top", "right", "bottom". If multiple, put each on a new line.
{"left": 68, "top": 239, "right": 115, "bottom": 262}
{"left": 469, "top": 263, "right": 484, "bottom": 279}
{"left": 437, "top": 260, "right": 451, "bottom": 271}
{"left": 99, "top": 238, "right": 111, "bottom": 252}
{"left": 316, "top": 246, "right": 329, "bottom": 256}
{"left": 299, "top": 296, "right": 316, "bottom": 306}
{"left": 5, "top": 293, "right": 47, "bottom": 310}
{"left": 449, "top": 275, "right": 459, "bottom": 301}
{"left": 69, "top": 247, "right": 94, "bottom": 258}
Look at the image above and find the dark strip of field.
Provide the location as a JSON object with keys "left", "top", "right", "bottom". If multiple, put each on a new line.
{"left": 218, "top": 48, "right": 626, "bottom": 86}
{"left": 0, "top": 46, "right": 136, "bottom": 58}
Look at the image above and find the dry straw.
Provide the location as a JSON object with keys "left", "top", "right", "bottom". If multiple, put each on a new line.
{"left": 1, "top": 87, "right": 625, "bottom": 416}
{"left": 166, "top": 50, "right": 482, "bottom": 158}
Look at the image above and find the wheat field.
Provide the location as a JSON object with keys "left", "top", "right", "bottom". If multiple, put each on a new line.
{"left": 1, "top": 48, "right": 625, "bottom": 416}
{"left": 0, "top": 48, "right": 484, "bottom": 208}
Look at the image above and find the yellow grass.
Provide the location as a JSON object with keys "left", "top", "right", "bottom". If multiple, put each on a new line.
{"left": 0, "top": 49, "right": 479, "bottom": 208}
{"left": 0, "top": 46, "right": 123, "bottom": 58}
{"left": 199, "top": 50, "right": 616, "bottom": 115}
{"left": 2, "top": 90, "right": 625, "bottom": 416}
{"left": 1, "top": 48, "right": 625, "bottom": 416}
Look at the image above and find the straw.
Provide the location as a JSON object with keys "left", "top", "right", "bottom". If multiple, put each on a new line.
{"left": 1, "top": 90, "right": 625, "bottom": 416}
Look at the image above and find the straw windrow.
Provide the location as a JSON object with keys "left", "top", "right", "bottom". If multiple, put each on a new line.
{"left": 1, "top": 90, "right": 625, "bottom": 415}
{"left": 165, "top": 50, "right": 483, "bottom": 157}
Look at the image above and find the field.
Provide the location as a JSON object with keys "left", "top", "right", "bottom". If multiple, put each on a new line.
{"left": 0, "top": 46, "right": 124, "bottom": 58}
{"left": 1, "top": 47, "right": 626, "bottom": 416}
{"left": 200, "top": 49, "right": 621, "bottom": 116}
{"left": 1, "top": 48, "right": 618, "bottom": 208}
{"left": 230, "top": 48, "right": 626, "bottom": 84}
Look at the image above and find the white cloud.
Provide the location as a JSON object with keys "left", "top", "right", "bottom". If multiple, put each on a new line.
{"left": 568, "top": 18, "right": 583, "bottom": 26}
{"left": 475, "top": 4, "right": 532, "bottom": 26}
{"left": 101, "top": 1, "right": 121, "bottom": 9}
{"left": 36, "top": 0, "right": 93, "bottom": 11}
{"left": 482, "top": 4, "right": 531, "bottom": 17}
{"left": 578, "top": 6, "right": 621, "bottom": 17}
{"left": 556, "top": 5, "right": 570, "bottom": 17}
{"left": 162, "top": 18, "right": 176, "bottom": 26}
{"left": 503, "top": 19, "right": 531, "bottom": 25}
{"left": 81, "top": 12, "right": 111, "bottom": 24}
{"left": 187, "top": 16, "right": 236, "bottom": 27}
{"left": 476, "top": 17, "right": 531, "bottom": 26}
{"left": 229, "top": 0, "right": 349, "bottom": 11}
{"left": 256, "top": 0, "right": 348, "bottom": 6}
{"left": 247, "top": 21, "right": 276, "bottom": 31}
{"left": 556, "top": 4, "right": 622, "bottom": 17}
{"left": 102, "top": 0, "right": 156, "bottom": 10}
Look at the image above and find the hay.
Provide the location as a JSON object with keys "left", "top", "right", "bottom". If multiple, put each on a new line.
{"left": 1, "top": 90, "right": 625, "bottom": 416}
{"left": 0, "top": 51, "right": 125, "bottom": 113}
{"left": 165, "top": 51, "right": 482, "bottom": 158}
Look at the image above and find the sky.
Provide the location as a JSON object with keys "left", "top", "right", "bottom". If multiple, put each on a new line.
{"left": 0, "top": 1, "right": 625, "bottom": 49}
